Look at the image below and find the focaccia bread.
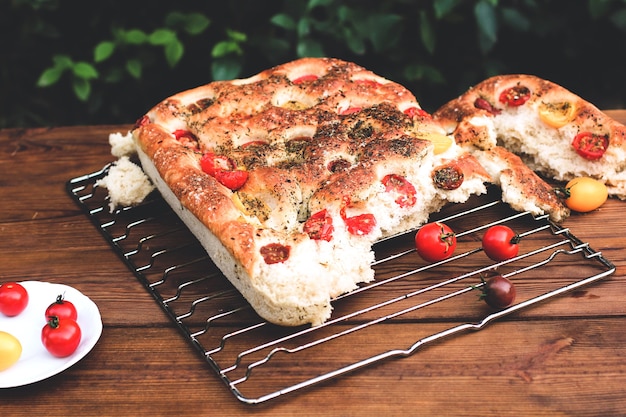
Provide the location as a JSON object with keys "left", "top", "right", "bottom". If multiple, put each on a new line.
{"left": 132, "top": 57, "right": 494, "bottom": 326}
{"left": 434, "top": 74, "right": 626, "bottom": 200}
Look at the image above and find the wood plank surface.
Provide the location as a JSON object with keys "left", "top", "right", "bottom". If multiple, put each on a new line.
{"left": 0, "top": 113, "right": 625, "bottom": 416}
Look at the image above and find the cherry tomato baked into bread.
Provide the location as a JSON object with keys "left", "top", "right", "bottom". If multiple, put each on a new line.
{"left": 434, "top": 74, "right": 626, "bottom": 201}
{"left": 132, "top": 58, "right": 494, "bottom": 326}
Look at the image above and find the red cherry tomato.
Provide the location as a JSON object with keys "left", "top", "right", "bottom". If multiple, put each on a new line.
{"left": 474, "top": 98, "right": 501, "bottom": 115}
{"left": 172, "top": 129, "right": 199, "bottom": 150}
{"left": 303, "top": 209, "right": 334, "bottom": 241}
{"left": 41, "top": 316, "right": 82, "bottom": 358}
{"left": 432, "top": 163, "right": 464, "bottom": 190}
{"left": 571, "top": 132, "right": 609, "bottom": 160}
{"left": 0, "top": 282, "right": 29, "bottom": 317}
{"left": 259, "top": 243, "right": 291, "bottom": 264}
{"left": 200, "top": 152, "right": 234, "bottom": 176}
{"left": 382, "top": 174, "right": 417, "bottom": 208}
{"left": 498, "top": 85, "right": 531, "bottom": 107}
{"left": 213, "top": 169, "right": 249, "bottom": 191}
{"left": 292, "top": 74, "right": 318, "bottom": 84}
{"left": 340, "top": 197, "right": 377, "bottom": 236}
{"left": 339, "top": 106, "right": 362, "bottom": 115}
{"left": 480, "top": 275, "right": 516, "bottom": 309}
{"left": 414, "top": 222, "right": 457, "bottom": 262}
{"left": 482, "top": 225, "right": 520, "bottom": 261}
{"left": 403, "top": 107, "right": 432, "bottom": 119}
{"left": 45, "top": 294, "right": 78, "bottom": 321}
{"left": 200, "top": 152, "right": 249, "bottom": 190}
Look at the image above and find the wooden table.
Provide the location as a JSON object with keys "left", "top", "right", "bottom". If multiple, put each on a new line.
{"left": 1, "top": 113, "right": 625, "bottom": 416}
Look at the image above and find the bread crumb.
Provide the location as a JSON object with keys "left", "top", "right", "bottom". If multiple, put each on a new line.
{"left": 96, "top": 156, "right": 155, "bottom": 212}
{"left": 109, "top": 131, "right": 137, "bottom": 158}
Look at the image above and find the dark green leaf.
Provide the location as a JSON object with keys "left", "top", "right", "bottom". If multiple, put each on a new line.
{"left": 165, "top": 38, "right": 184, "bottom": 67}
{"left": 343, "top": 27, "right": 366, "bottom": 55}
{"left": 501, "top": 7, "right": 530, "bottom": 32}
{"left": 433, "top": 0, "right": 462, "bottom": 19}
{"left": 72, "top": 62, "right": 99, "bottom": 79}
{"left": 270, "top": 13, "right": 297, "bottom": 30}
{"left": 72, "top": 78, "right": 91, "bottom": 101}
{"left": 126, "top": 59, "right": 142, "bottom": 79}
{"left": 94, "top": 41, "right": 115, "bottom": 63}
{"left": 149, "top": 29, "right": 176, "bottom": 46}
{"left": 474, "top": 0, "right": 498, "bottom": 43}
{"left": 403, "top": 63, "right": 445, "bottom": 84}
{"left": 307, "top": 0, "right": 334, "bottom": 10}
{"left": 296, "top": 38, "right": 324, "bottom": 57}
{"left": 211, "top": 57, "right": 242, "bottom": 81}
{"left": 588, "top": 0, "right": 610, "bottom": 19}
{"left": 212, "top": 41, "right": 242, "bottom": 58}
{"left": 226, "top": 29, "right": 247, "bottom": 42}
{"left": 420, "top": 11, "right": 436, "bottom": 54}
{"left": 477, "top": 27, "right": 497, "bottom": 54}
{"left": 52, "top": 54, "right": 73, "bottom": 69}
{"left": 297, "top": 17, "right": 311, "bottom": 37}
{"left": 610, "top": 8, "right": 626, "bottom": 31}
{"left": 365, "top": 14, "right": 403, "bottom": 52}
{"left": 182, "top": 13, "right": 211, "bottom": 35}
{"left": 122, "top": 29, "right": 147, "bottom": 45}
{"left": 36, "top": 67, "right": 64, "bottom": 87}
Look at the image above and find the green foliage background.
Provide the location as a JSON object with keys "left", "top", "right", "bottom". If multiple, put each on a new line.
{"left": 2, "top": 0, "right": 626, "bottom": 128}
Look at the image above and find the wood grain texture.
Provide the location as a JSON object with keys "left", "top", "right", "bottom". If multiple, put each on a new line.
{"left": 0, "top": 113, "right": 625, "bottom": 416}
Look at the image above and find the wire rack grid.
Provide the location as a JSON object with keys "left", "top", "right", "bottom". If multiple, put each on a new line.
{"left": 67, "top": 164, "right": 615, "bottom": 404}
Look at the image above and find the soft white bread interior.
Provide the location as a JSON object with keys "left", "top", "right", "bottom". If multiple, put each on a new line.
{"left": 434, "top": 74, "right": 626, "bottom": 200}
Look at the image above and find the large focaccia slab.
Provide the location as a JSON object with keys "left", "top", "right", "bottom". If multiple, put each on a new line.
{"left": 132, "top": 58, "right": 496, "bottom": 326}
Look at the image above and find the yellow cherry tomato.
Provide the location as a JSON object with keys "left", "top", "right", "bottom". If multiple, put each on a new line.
{"left": 538, "top": 101, "right": 576, "bottom": 128}
{"left": 0, "top": 331, "right": 22, "bottom": 371}
{"left": 418, "top": 131, "right": 453, "bottom": 154}
{"left": 563, "top": 177, "right": 608, "bottom": 212}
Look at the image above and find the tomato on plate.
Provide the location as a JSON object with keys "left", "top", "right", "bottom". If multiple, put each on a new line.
{"left": 45, "top": 294, "right": 78, "bottom": 321}
{"left": 479, "top": 275, "right": 516, "bottom": 309}
{"left": 482, "top": 225, "right": 520, "bottom": 262}
{"left": 41, "top": 316, "right": 82, "bottom": 358}
{"left": 559, "top": 177, "right": 608, "bottom": 212}
{"left": 414, "top": 222, "right": 457, "bottom": 262}
{"left": 0, "top": 282, "right": 29, "bottom": 317}
{"left": 0, "top": 331, "right": 22, "bottom": 371}
{"left": 571, "top": 132, "right": 609, "bottom": 160}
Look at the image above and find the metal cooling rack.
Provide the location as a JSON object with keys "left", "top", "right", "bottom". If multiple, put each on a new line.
{"left": 67, "top": 164, "right": 615, "bottom": 404}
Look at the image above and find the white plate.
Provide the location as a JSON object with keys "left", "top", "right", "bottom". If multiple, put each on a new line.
{"left": 0, "top": 281, "right": 102, "bottom": 388}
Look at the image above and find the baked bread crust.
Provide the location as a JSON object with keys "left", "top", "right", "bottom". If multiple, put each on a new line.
{"left": 132, "top": 58, "right": 491, "bottom": 326}
{"left": 434, "top": 74, "right": 626, "bottom": 200}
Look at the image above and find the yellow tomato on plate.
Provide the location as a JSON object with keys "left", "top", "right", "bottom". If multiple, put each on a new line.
{"left": 0, "top": 331, "right": 22, "bottom": 371}
{"left": 563, "top": 177, "right": 608, "bottom": 212}
{"left": 538, "top": 101, "right": 576, "bottom": 128}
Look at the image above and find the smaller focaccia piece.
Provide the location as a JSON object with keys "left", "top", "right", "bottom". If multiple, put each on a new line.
{"left": 434, "top": 74, "right": 626, "bottom": 201}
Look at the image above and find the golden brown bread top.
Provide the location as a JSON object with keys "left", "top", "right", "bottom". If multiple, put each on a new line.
{"left": 435, "top": 74, "right": 626, "bottom": 150}
{"left": 133, "top": 58, "right": 456, "bottom": 272}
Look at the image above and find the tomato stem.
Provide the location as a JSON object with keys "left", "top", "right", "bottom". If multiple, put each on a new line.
{"left": 554, "top": 185, "right": 572, "bottom": 200}
{"left": 47, "top": 315, "right": 61, "bottom": 329}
